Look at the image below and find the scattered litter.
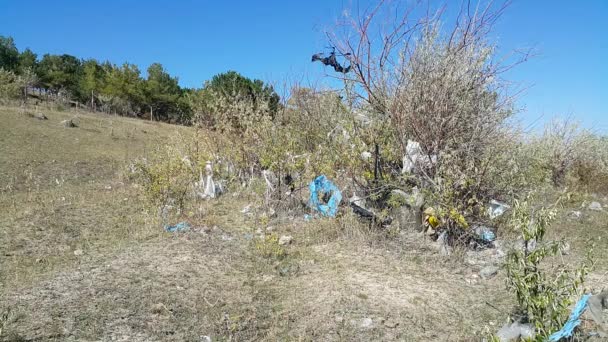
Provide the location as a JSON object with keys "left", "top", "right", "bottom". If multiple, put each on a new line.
{"left": 164, "top": 222, "right": 190, "bottom": 232}
{"left": 526, "top": 239, "right": 537, "bottom": 253}
{"left": 548, "top": 293, "right": 591, "bottom": 341}
{"left": 437, "top": 231, "right": 452, "bottom": 256}
{"left": 262, "top": 169, "right": 278, "bottom": 193}
{"left": 589, "top": 201, "right": 603, "bottom": 211}
{"left": 480, "top": 266, "right": 499, "bottom": 280}
{"left": 568, "top": 210, "right": 582, "bottom": 219}
{"left": 221, "top": 234, "right": 233, "bottom": 241}
{"left": 241, "top": 204, "right": 252, "bottom": 214}
{"left": 278, "top": 235, "right": 293, "bottom": 246}
{"left": 473, "top": 225, "right": 496, "bottom": 242}
{"left": 199, "top": 336, "right": 211, "bottom": 342}
{"left": 349, "top": 191, "right": 393, "bottom": 225}
{"left": 496, "top": 321, "right": 535, "bottom": 342}
{"left": 308, "top": 175, "right": 342, "bottom": 217}
{"left": 488, "top": 200, "right": 510, "bottom": 219}
{"left": 243, "top": 233, "right": 254, "bottom": 240}
{"left": 587, "top": 291, "right": 608, "bottom": 337}
{"left": 73, "top": 249, "right": 84, "bottom": 256}
{"left": 194, "top": 161, "right": 219, "bottom": 199}
{"left": 401, "top": 140, "right": 437, "bottom": 174}
{"left": 360, "top": 151, "right": 372, "bottom": 161}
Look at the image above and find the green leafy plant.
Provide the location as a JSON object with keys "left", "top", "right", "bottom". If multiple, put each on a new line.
{"left": 504, "top": 197, "right": 591, "bottom": 338}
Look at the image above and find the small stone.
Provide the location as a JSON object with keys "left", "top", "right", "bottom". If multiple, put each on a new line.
{"left": 61, "top": 119, "right": 77, "bottom": 128}
{"left": 255, "top": 228, "right": 264, "bottom": 235}
{"left": 589, "top": 201, "right": 603, "bottom": 211}
{"left": 569, "top": 210, "right": 582, "bottom": 219}
{"left": 278, "top": 235, "right": 293, "bottom": 246}
{"left": 265, "top": 226, "right": 274, "bottom": 232}
{"left": 480, "top": 266, "right": 499, "bottom": 279}
{"left": 358, "top": 317, "right": 374, "bottom": 329}
{"left": 73, "top": 249, "right": 83, "bottom": 256}
{"left": 334, "top": 315, "right": 344, "bottom": 323}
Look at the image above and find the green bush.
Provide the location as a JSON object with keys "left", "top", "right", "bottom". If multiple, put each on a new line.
{"left": 504, "top": 197, "right": 591, "bottom": 338}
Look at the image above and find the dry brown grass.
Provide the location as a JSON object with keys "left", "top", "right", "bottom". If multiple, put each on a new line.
{"left": 1, "top": 105, "right": 607, "bottom": 341}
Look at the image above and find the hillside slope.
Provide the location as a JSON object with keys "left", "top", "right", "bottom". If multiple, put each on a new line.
{"left": 1, "top": 106, "right": 606, "bottom": 341}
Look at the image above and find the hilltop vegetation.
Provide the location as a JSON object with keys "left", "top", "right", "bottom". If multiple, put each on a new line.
{"left": 0, "top": 35, "right": 280, "bottom": 124}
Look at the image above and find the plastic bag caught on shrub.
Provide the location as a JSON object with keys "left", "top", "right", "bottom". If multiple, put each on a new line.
{"left": 308, "top": 175, "right": 342, "bottom": 217}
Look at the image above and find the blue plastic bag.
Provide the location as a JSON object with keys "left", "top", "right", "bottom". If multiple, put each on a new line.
{"left": 548, "top": 294, "right": 591, "bottom": 341}
{"left": 308, "top": 175, "right": 342, "bottom": 217}
{"left": 164, "top": 221, "right": 190, "bottom": 232}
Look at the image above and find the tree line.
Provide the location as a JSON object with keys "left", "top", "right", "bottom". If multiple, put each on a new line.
{"left": 0, "top": 35, "right": 280, "bottom": 125}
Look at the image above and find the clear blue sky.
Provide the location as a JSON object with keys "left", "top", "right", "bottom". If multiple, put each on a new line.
{"left": 1, "top": 0, "right": 606, "bottom": 132}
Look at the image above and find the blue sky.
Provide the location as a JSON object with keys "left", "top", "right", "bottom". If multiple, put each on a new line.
{"left": 1, "top": 0, "right": 606, "bottom": 132}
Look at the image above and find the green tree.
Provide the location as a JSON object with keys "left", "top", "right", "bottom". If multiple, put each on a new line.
{"left": 192, "top": 71, "right": 281, "bottom": 130}
{"left": 37, "top": 54, "right": 82, "bottom": 96}
{"left": 101, "top": 63, "right": 144, "bottom": 115}
{"left": 0, "top": 68, "right": 21, "bottom": 102}
{"left": 143, "top": 63, "right": 180, "bottom": 121}
{"left": 17, "top": 48, "right": 37, "bottom": 74}
{"left": 79, "top": 59, "right": 105, "bottom": 110}
{"left": 0, "top": 36, "right": 19, "bottom": 72}
{"left": 207, "top": 71, "right": 280, "bottom": 116}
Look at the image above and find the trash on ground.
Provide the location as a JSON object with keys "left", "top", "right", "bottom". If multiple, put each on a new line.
{"left": 349, "top": 192, "right": 393, "bottom": 225}
{"left": 360, "top": 151, "right": 372, "bottom": 161}
{"left": 194, "top": 161, "right": 220, "bottom": 199}
{"left": 241, "top": 204, "right": 252, "bottom": 214}
{"left": 548, "top": 293, "right": 591, "bottom": 341}
{"left": 164, "top": 221, "right": 190, "bottom": 232}
{"left": 588, "top": 291, "right": 608, "bottom": 337}
{"left": 308, "top": 175, "right": 342, "bottom": 217}
{"left": 437, "top": 231, "right": 452, "bottom": 256}
{"left": 473, "top": 225, "right": 496, "bottom": 242}
{"left": 589, "top": 201, "right": 603, "bottom": 211}
{"left": 488, "top": 199, "right": 510, "bottom": 219}
{"left": 401, "top": 139, "right": 436, "bottom": 174}
{"left": 496, "top": 321, "right": 535, "bottom": 342}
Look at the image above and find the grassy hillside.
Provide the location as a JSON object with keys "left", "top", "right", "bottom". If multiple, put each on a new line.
{"left": 1, "top": 105, "right": 606, "bottom": 341}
